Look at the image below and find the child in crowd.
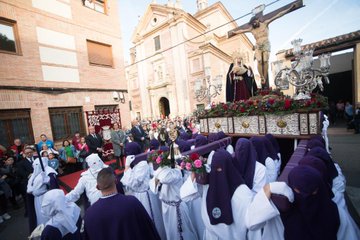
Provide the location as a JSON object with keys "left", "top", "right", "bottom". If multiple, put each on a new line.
{"left": 78, "top": 137, "right": 89, "bottom": 169}
{"left": 41, "top": 143, "right": 59, "bottom": 155}
{"left": 48, "top": 152, "right": 59, "bottom": 171}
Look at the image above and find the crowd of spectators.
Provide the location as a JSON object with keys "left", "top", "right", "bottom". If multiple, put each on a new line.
{"left": 0, "top": 115, "right": 200, "bottom": 225}
{"left": 328, "top": 100, "right": 360, "bottom": 133}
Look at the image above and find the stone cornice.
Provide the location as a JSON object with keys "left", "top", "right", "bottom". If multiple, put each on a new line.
{"left": 132, "top": 4, "right": 207, "bottom": 44}
{"left": 199, "top": 43, "right": 232, "bottom": 63}
{"left": 193, "top": 1, "right": 238, "bottom": 29}
{"left": 146, "top": 81, "right": 172, "bottom": 90}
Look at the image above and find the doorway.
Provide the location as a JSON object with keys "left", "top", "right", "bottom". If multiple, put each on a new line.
{"left": 159, "top": 97, "right": 170, "bottom": 118}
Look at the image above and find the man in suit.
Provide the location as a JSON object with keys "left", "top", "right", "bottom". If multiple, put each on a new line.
{"left": 16, "top": 146, "right": 36, "bottom": 217}
{"left": 130, "top": 120, "right": 146, "bottom": 152}
{"left": 85, "top": 126, "right": 103, "bottom": 159}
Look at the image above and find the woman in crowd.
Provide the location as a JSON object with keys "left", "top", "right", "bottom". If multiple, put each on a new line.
{"left": 59, "top": 140, "right": 77, "bottom": 174}
{"left": 110, "top": 123, "right": 126, "bottom": 170}
{"left": 77, "top": 137, "right": 89, "bottom": 169}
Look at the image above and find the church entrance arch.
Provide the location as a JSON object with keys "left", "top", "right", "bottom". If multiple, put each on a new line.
{"left": 159, "top": 97, "right": 170, "bottom": 118}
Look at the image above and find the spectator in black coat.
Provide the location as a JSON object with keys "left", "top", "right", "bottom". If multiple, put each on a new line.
{"left": 16, "top": 146, "right": 36, "bottom": 216}
{"left": 130, "top": 120, "right": 146, "bottom": 152}
{"left": 85, "top": 126, "right": 103, "bottom": 159}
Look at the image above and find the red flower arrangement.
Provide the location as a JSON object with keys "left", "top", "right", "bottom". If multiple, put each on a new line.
{"left": 194, "top": 92, "right": 328, "bottom": 118}
{"left": 180, "top": 152, "right": 206, "bottom": 174}
{"left": 147, "top": 150, "right": 171, "bottom": 168}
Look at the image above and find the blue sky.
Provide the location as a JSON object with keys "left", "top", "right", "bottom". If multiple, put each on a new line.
{"left": 118, "top": 0, "right": 360, "bottom": 63}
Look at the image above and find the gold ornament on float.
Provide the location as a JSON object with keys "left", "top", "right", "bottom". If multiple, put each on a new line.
{"left": 242, "top": 121, "right": 250, "bottom": 129}
{"left": 277, "top": 119, "right": 287, "bottom": 128}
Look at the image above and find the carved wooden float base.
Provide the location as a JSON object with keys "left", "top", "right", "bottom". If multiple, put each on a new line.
{"left": 200, "top": 112, "right": 320, "bottom": 137}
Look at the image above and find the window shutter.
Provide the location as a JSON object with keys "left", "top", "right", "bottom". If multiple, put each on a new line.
{"left": 87, "top": 40, "right": 113, "bottom": 67}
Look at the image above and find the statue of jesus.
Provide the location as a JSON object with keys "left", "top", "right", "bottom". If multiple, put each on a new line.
{"left": 228, "top": 0, "right": 304, "bottom": 88}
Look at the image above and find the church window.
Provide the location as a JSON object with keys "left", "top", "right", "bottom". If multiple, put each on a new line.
{"left": 154, "top": 35, "right": 161, "bottom": 51}
{"left": 157, "top": 66, "right": 163, "bottom": 81}
{"left": 152, "top": 17, "right": 158, "bottom": 26}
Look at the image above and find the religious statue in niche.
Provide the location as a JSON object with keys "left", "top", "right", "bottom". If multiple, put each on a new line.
{"left": 228, "top": 0, "right": 304, "bottom": 88}
{"left": 157, "top": 65, "right": 163, "bottom": 81}
{"left": 226, "top": 51, "right": 257, "bottom": 102}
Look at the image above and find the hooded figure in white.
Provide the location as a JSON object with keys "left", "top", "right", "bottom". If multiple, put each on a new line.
{"left": 121, "top": 155, "right": 167, "bottom": 240}
{"left": 27, "top": 157, "right": 58, "bottom": 227}
{"left": 41, "top": 189, "right": 81, "bottom": 239}
{"left": 66, "top": 154, "right": 108, "bottom": 205}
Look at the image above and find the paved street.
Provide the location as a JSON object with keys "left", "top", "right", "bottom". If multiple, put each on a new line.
{"left": 328, "top": 125, "right": 360, "bottom": 225}
{"left": 1, "top": 125, "right": 359, "bottom": 240}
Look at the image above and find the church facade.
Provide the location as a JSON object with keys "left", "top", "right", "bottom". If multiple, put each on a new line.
{"left": 126, "top": 0, "right": 255, "bottom": 120}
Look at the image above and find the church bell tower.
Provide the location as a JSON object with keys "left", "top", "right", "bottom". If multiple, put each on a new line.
{"left": 197, "top": 0, "right": 208, "bottom": 11}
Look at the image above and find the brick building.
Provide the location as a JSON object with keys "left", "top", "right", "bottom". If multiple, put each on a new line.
{"left": 0, "top": 0, "right": 130, "bottom": 147}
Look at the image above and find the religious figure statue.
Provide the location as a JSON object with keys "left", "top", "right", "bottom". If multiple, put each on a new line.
{"left": 228, "top": 0, "right": 304, "bottom": 88}
{"left": 226, "top": 51, "right": 257, "bottom": 102}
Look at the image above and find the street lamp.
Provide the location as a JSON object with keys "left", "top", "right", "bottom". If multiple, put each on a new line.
{"left": 194, "top": 67, "right": 223, "bottom": 104}
{"left": 273, "top": 38, "right": 331, "bottom": 100}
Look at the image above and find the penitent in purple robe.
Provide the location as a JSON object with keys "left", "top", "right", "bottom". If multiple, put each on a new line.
{"left": 84, "top": 194, "right": 160, "bottom": 240}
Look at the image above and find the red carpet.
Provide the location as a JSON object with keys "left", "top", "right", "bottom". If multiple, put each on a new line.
{"left": 58, "top": 159, "right": 124, "bottom": 193}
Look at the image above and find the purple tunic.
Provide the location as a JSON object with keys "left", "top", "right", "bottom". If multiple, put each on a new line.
{"left": 207, "top": 133, "right": 219, "bottom": 143}
{"left": 216, "top": 131, "right": 227, "bottom": 140}
{"left": 195, "top": 135, "right": 208, "bottom": 147}
{"left": 84, "top": 194, "right": 160, "bottom": 240}
{"left": 179, "top": 132, "right": 191, "bottom": 141}
{"left": 306, "top": 139, "right": 325, "bottom": 150}
{"left": 176, "top": 139, "right": 191, "bottom": 153}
